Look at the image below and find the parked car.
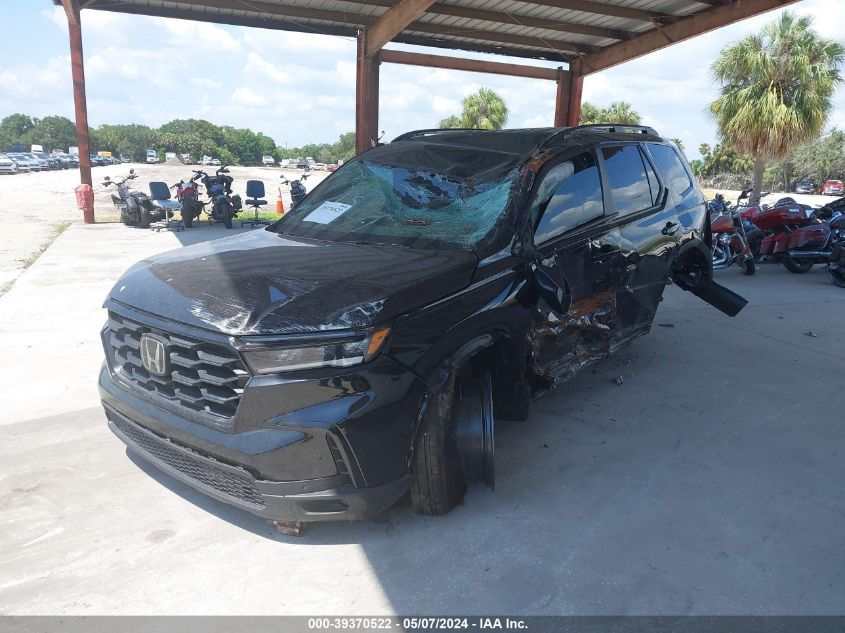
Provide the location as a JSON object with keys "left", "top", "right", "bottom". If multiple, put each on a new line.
{"left": 99, "top": 125, "right": 747, "bottom": 529}
{"left": 0, "top": 153, "right": 19, "bottom": 174}
{"left": 24, "top": 152, "right": 49, "bottom": 170}
{"left": 795, "top": 179, "right": 815, "bottom": 194}
{"left": 34, "top": 152, "right": 61, "bottom": 169}
{"left": 327, "top": 164, "right": 339, "bottom": 172}
{"left": 821, "top": 179, "right": 844, "bottom": 196}
{"left": 211, "top": 158, "right": 221, "bottom": 166}
{"left": 296, "top": 158, "right": 309, "bottom": 169}
{"left": 262, "top": 155, "right": 275, "bottom": 166}
{"left": 9, "top": 153, "right": 41, "bottom": 171}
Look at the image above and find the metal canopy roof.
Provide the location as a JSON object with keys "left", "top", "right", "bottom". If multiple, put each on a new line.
{"left": 76, "top": 0, "right": 797, "bottom": 73}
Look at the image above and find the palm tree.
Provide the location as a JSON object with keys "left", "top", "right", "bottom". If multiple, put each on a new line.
{"left": 578, "top": 101, "right": 641, "bottom": 126}
{"left": 604, "top": 101, "right": 642, "bottom": 125}
{"left": 460, "top": 87, "right": 508, "bottom": 130}
{"left": 710, "top": 11, "right": 845, "bottom": 203}
{"left": 578, "top": 102, "right": 604, "bottom": 125}
{"left": 438, "top": 88, "right": 508, "bottom": 130}
{"left": 438, "top": 115, "right": 463, "bottom": 129}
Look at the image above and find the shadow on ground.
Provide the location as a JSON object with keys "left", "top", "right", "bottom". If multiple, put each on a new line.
{"left": 132, "top": 265, "right": 845, "bottom": 614}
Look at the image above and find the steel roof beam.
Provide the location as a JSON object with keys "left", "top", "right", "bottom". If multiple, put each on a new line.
{"left": 577, "top": 0, "right": 799, "bottom": 74}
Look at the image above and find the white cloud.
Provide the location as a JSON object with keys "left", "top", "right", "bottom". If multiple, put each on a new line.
{"left": 151, "top": 17, "right": 240, "bottom": 51}
{"left": 244, "top": 52, "right": 290, "bottom": 84}
{"left": 231, "top": 87, "right": 268, "bottom": 107}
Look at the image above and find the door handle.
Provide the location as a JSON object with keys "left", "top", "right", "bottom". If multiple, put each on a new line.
{"left": 662, "top": 221, "right": 680, "bottom": 236}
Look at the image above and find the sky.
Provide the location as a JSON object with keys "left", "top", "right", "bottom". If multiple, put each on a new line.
{"left": 1, "top": 0, "right": 843, "bottom": 159}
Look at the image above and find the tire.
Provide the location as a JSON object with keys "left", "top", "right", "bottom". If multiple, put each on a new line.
{"left": 782, "top": 254, "right": 814, "bottom": 274}
{"left": 181, "top": 202, "right": 193, "bottom": 228}
{"left": 222, "top": 202, "right": 233, "bottom": 229}
{"left": 743, "top": 258, "right": 756, "bottom": 275}
{"left": 830, "top": 267, "right": 845, "bottom": 288}
{"left": 411, "top": 377, "right": 467, "bottom": 515}
{"left": 410, "top": 370, "right": 494, "bottom": 515}
{"left": 138, "top": 204, "right": 151, "bottom": 229}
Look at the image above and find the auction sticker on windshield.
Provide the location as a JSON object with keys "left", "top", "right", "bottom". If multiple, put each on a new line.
{"left": 304, "top": 201, "right": 352, "bottom": 224}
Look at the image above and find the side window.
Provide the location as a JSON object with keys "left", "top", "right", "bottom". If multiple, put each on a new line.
{"left": 533, "top": 152, "right": 604, "bottom": 243}
{"left": 600, "top": 145, "right": 654, "bottom": 215}
{"left": 643, "top": 153, "right": 661, "bottom": 205}
{"left": 648, "top": 143, "right": 693, "bottom": 196}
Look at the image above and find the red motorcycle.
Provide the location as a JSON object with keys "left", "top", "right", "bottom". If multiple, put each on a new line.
{"left": 755, "top": 202, "right": 845, "bottom": 273}
{"left": 172, "top": 174, "right": 206, "bottom": 228}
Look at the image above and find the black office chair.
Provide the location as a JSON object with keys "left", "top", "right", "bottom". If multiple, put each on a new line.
{"left": 148, "top": 181, "right": 183, "bottom": 231}
{"left": 241, "top": 179, "right": 270, "bottom": 227}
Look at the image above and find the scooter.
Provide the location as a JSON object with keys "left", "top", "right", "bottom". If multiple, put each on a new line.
{"left": 280, "top": 173, "right": 310, "bottom": 209}
{"left": 194, "top": 166, "right": 242, "bottom": 229}
{"left": 103, "top": 169, "right": 162, "bottom": 228}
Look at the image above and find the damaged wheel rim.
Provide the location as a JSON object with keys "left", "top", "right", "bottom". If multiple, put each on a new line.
{"left": 453, "top": 373, "right": 495, "bottom": 490}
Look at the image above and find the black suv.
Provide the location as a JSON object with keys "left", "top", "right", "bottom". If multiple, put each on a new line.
{"left": 99, "top": 126, "right": 746, "bottom": 527}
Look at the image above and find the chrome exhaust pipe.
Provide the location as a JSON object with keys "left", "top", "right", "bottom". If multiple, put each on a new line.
{"left": 787, "top": 251, "right": 829, "bottom": 259}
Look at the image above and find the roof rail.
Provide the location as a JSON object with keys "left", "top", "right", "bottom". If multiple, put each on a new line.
{"left": 392, "top": 128, "right": 486, "bottom": 142}
{"left": 566, "top": 124, "right": 659, "bottom": 136}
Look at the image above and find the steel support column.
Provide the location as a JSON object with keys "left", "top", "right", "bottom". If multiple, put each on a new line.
{"left": 63, "top": 0, "right": 94, "bottom": 222}
{"left": 566, "top": 72, "right": 584, "bottom": 127}
{"left": 553, "top": 67, "right": 583, "bottom": 127}
{"left": 355, "top": 30, "right": 380, "bottom": 154}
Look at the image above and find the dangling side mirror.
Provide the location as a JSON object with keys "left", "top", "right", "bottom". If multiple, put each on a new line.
{"left": 129, "top": 168, "right": 135, "bottom": 174}
{"left": 530, "top": 262, "right": 572, "bottom": 314}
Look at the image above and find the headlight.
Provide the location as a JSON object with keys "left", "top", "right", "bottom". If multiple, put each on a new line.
{"left": 242, "top": 327, "right": 390, "bottom": 375}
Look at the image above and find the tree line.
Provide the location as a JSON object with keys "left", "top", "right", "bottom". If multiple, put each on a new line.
{"left": 0, "top": 113, "right": 357, "bottom": 165}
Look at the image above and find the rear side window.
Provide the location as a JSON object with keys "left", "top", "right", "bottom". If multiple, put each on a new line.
{"left": 648, "top": 143, "right": 693, "bottom": 196}
{"left": 534, "top": 152, "right": 604, "bottom": 243}
{"left": 600, "top": 145, "right": 653, "bottom": 215}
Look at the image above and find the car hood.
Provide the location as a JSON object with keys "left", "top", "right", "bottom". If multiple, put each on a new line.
{"left": 107, "top": 229, "right": 478, "bottom": 336}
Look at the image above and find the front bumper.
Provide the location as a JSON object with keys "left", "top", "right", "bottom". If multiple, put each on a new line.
{"left": 104, "top": 402, "right": 411, "bottom": 522}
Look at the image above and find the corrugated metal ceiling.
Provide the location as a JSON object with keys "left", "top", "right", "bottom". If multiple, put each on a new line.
{"left": 79, "top": 0, "right": 722, "bottom": 63}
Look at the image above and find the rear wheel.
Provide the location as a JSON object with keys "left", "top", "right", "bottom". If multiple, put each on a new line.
{"left": 782, "top": 254, "right": 814, "bottom": 274}
{"left": 222, "top": 202, "right": 233, "bottom": 229}
{"left": 410, "top": 369, "right": 494, "bottom": 515}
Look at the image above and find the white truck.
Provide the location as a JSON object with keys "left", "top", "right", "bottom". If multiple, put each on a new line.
{"left": 262, "top": 155, "right": 275, "bottom": 166}
{"left": 146, "top": 149, "right": 158, "bottom": 164}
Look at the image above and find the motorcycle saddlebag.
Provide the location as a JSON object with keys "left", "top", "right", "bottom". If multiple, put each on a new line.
{"left": 759, "top": 234, "right": 776, "bottom": 256}
{"left": 788, "top": 224, "right": 830, "bottom": 249}
{"left": 754, "top": 206, "right": 806, "bottom": 230}
{"left": 771, "top": 233, "right": 792, "bottom": 255}
{"left": 231, "top": 194, "right": 243, "bottom": 211}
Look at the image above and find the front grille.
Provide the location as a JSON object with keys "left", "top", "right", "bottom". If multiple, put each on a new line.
{"left": 107, "top": 407, "right": 264, "bottom": 508}
{"left": 105, "top": 311, "right": 249, "bottom": 423}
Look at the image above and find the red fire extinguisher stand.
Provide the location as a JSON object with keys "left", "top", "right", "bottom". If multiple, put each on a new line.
{"left": 74, "top": 184, "right": 94, "bottom": 224}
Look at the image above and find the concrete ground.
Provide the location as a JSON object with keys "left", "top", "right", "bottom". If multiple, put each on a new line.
{"left": 0, "top": 164, "right": 328, "bottom": 292}
{"left": 1, "top": 222, "right": 844, "bottom": 615}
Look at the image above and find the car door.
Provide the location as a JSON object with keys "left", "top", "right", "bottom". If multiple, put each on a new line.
{"left": 597, "top": 143, "right": 688, "bottom": 346}
{"left": 527, "top": 150, "right": 626, "bottom": 383}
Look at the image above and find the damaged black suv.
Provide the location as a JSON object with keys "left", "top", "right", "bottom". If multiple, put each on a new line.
{"left": 100, "top": 125, "right": 746, "bottom": 527}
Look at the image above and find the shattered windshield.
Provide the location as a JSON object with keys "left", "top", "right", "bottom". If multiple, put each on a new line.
{"left": 270, "top": 150, "right": 519, "bottom": 251}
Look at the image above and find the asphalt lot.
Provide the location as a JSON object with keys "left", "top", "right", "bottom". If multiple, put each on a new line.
{"left": 1, "top": 221, "right": 844, "bottom": 615}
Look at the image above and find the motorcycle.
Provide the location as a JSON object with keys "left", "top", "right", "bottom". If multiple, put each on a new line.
{"left": 171, "top": 173, "right": 206, "bottom": 228}
{"left": 708, "top": 203, "right": 756, "bottom": 275}
{"left": 103, "top": 169, "right": 162, "bottom": 228}
{"left": 194, "top": 166, "right": 242, "bottom": 229}
{"left": 754, "top": 198, "right": 845, "bottom": 273}
{"left": 280, "top": 173, "right": 310, "bottom": 210}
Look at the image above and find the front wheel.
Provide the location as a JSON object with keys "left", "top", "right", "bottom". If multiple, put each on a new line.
{"left": 410, "top": 370, "right": 494, "bottom": 515}
{"left": 743, "top": 258, "right": 756, "bottom": 275}
{"left": 782, "top": 254, "right": 814, "bottom": 274}
{"left": 181, "top": 202, "right": 194, "bottom": 228}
